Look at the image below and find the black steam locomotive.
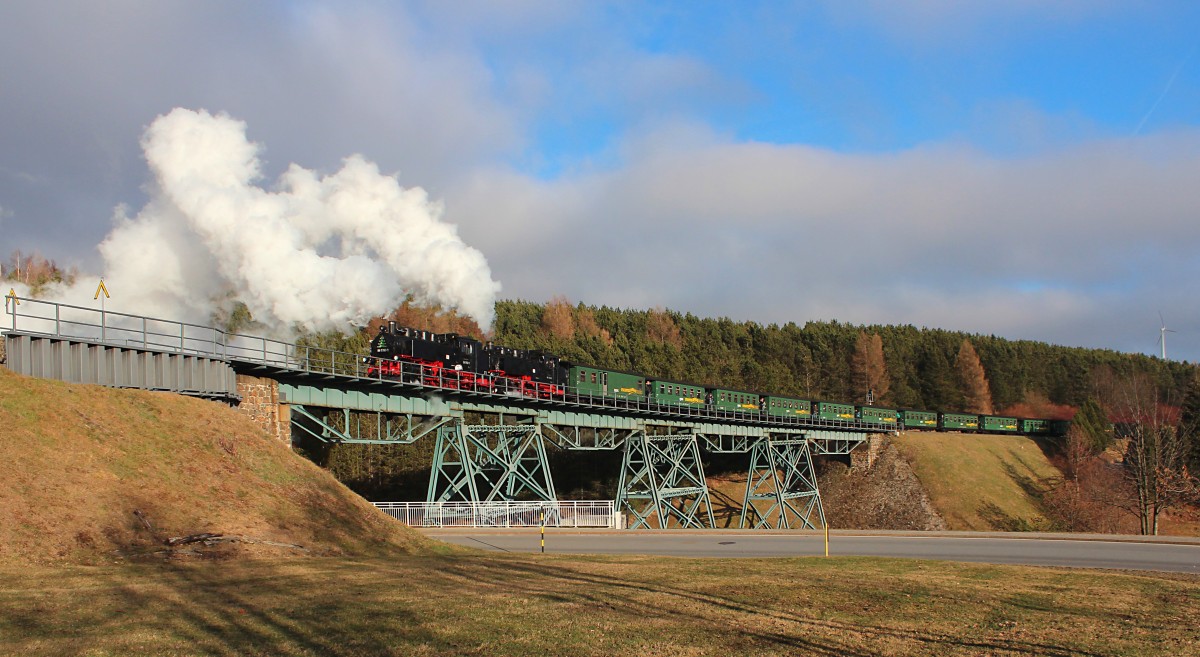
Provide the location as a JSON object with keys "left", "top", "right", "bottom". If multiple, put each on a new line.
{"left": 366, "top": 321, "right": 568, "bottom": 397}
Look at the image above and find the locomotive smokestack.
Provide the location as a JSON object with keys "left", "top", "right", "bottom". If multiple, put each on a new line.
{"left": 389, "top": 321, "right": 396, "bottom": 334}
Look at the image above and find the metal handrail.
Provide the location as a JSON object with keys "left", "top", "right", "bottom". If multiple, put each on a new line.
{"left": 373, "top": 500, "right": 617, "bottom": 528}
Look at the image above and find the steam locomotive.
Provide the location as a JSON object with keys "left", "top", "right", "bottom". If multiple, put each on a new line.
{"left": 366, "top": 322, "right": 568, "bottom": 398}
{"left": 365, "top": 321, "right": 1067, "bottom": 436}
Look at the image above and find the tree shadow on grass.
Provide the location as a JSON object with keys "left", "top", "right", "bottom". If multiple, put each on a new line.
{"left": 0, "top": 551, "right": 1151, "bottom": 656}
{"left": 0, "top": 558, "right": 446, "bottom": 656}
{"left": 974, "top": 461, "right": 1059, "bottom": 532}
{"left": 708, "top": 480, "right": 746, "bottom": 528}
{"left": 433, "top": 554, "right": 1113, "bottom": 657}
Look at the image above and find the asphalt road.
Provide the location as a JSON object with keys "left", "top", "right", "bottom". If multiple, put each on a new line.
{"left": 421, "top": 529, "right": 1200, "bottom": 574}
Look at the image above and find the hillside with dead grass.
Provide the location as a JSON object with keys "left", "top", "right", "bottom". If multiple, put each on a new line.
{"left": 0, "top": 368, "right": 432, "bottom": 565}
{"left": 892, "top": 431, "right": 1062, "bottom": 531}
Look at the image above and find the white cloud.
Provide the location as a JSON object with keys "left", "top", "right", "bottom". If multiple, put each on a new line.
{"left": 450, "top": 125, "right": 1200, "bottom": 356}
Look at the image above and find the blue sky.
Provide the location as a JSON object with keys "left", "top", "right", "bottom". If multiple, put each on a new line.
{"left": 477, "top": 2, "right": 1199, "bottom": 165}
{"left": 1, "top": 1, "right": 1198, "bottom": 361}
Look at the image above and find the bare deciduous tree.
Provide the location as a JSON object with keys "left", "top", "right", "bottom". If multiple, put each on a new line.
{"left": 1108, "top": 373, "right": 1199, "bottom": 535}
{"left": 646, "top": 307, "right": 682, "bottom": 349}
{"left": 3, "top": 249, "right": 77, "bottom": 295}
{"left": 850, "top": 331, "right": 889, "bottom": 404}
{"left": 574, "top": 305, "right": 612, "bottom": 346}
{"left": 1061, "top": 424, "right": 1094, "bottom": 483}
{"left": 955, "top": 339, "right": 993, "bottom": 414}
{"left": 541, "top": 295, "right": 575, "bottom": 340}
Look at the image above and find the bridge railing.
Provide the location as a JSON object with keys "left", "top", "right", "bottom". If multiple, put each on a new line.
{"left": 2, "top": 296, "right": 378, "bottom": 376}
{"left": 4, "top": 295, "right": 228, "bottom": 356}
{"left": 373, "top": 500, "right": 619, "bottom": 528}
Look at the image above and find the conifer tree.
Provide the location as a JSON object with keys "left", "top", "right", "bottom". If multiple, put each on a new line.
{"left": 1177, "top": 367, "right": 1200, "bottom": 471}
{"left": 1072, "top": 398, "right": 1112, "bottom": 454}
{"left": 918, "top": 342, "right": 959, "bottom": 410}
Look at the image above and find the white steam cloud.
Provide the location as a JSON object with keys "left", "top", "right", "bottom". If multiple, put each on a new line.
{"left": 89, "top": 108, "right": 499, "bottom": 333}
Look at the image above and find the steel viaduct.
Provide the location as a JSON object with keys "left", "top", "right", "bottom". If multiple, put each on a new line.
{"left": 3, "top": 294, "right": 891, "bottom": 530}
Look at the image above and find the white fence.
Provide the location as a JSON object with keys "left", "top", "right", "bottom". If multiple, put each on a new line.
{"left": 373, "top": 501, "right": 619, "bottom": 528}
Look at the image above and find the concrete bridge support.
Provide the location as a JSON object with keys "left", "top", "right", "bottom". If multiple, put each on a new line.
{"left": 236, "top": 374, "right": 291, "bottom": 445}
{"left": 849, "top": 433, "right": 886, "bottom": 471}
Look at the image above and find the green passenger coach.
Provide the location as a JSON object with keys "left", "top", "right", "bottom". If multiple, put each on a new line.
{"left": 765, "top": 396, "right": 812, "bottom": 418}
{"left": 1021, "top": 418, "right": 1052, "bottom": 434}
{"left": 568, "top": 365, "right": 644, "bottom": 400}
{"left": 814, "top": 401, "right": 856, "bottom": 421}
{"left": 981, "top": 415, "right": 1019, "bottom": 433}
{"left": 710, "top": 388, "right": 762, "bottom": 412}
{"left": 900, "top": 409, "right": 938, "bottom": 429}
{"left": 649, "top": 380, "right": 706, "bottom": 408}
{"left": 858, "top": 406, "right": 899, "bottom": 425}
{"left": 940, "top": 413, "right": 980, "bottom": 431}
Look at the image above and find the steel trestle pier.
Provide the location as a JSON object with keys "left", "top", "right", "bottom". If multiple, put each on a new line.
{"left": 4, "top": 296, "right": 892, "bottom": 529}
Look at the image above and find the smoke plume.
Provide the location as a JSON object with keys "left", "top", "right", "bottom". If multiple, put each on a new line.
{"left": 87, "top": 108, "right": 499, "bottom": 334}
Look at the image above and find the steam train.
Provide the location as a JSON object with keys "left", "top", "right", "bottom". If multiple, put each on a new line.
{"left": 365, "top": 321, "right": 1068, "bottom": 436}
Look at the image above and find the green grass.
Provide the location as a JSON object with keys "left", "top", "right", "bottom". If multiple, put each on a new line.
{"left": 1, "top": 553, "right": 1197, "bottom": 656}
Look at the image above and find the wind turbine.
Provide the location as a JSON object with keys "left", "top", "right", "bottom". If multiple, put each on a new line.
{"left": 1158, "top": 312, "right": 1176, "bottom": 360}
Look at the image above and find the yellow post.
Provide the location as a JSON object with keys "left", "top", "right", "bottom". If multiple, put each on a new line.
{"left": 824, "top": 522, "right": 829, "bottom": 557}
{"left": 540, "top": 510, "right": 545, "bottom": 554}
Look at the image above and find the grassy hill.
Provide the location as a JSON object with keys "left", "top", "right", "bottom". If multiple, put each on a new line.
{"left": 0, "top": 368, "right": 432, "bottom": 565}
{"left": 891, "top": 431, "right": 1063, "bottom": 531}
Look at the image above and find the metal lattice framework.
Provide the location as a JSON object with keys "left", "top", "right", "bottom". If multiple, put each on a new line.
{"left": 616, "top": 430, "right": 716, "bottom": 529}
{"left": 740, "top": 438, "right": 825, "bottom": 530}
{"left": 539, "top": 423, "right": 636, "bottom": 450}
{"left": 427, "top": 422, "right": 556, "bottom": 503}
{"left": 289, "top": 405, "right": 453, "bottom": 445}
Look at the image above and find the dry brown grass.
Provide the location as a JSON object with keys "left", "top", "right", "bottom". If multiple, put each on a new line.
{"left": 1, "top": 553, "right": 1197, "bottom": 656}
{"left": 893, "top": 431, "right": 1061, "bottom": 531}
{"left": 0, "top": 368, "right": 432, "bottom": 565}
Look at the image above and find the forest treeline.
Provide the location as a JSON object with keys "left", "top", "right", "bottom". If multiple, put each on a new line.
{"left": 487, "top": 298, "right": 1195, "bottom": 418}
